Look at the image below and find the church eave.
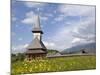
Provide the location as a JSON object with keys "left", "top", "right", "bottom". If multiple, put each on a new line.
{"left": 26, "top": 50, "right": 47, "bottom": 54}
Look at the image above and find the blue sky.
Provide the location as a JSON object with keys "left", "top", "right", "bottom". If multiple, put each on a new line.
{"left": 11, "top": 1, "right": 96, "bottom": 53}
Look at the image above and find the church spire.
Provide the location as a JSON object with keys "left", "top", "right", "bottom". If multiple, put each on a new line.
{"left": 32, "top": 8, "right": 43, "bottom": 34}
{"left": 34, "top": 14, "right": 41, "bottom": 29}
{"left": 34, "top": 8, "right": 41, "bottom": 29}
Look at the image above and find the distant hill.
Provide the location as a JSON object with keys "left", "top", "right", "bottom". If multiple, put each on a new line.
{"left": 47, "top": 49, "right": 59, "bottom": 54}
{"left": 47, "top": 49, "right": 62, "bottom": 57}
{"left": 61, "top": 42, "right": 96, "bottom": 54}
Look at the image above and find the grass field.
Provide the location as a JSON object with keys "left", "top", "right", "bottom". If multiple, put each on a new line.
{"left": 11, "top": 55, "right": 96, "bottom": 75}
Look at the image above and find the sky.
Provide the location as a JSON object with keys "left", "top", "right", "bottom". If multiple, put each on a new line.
{"left": 11, "top": 1, "right": 96, "bottom": 53}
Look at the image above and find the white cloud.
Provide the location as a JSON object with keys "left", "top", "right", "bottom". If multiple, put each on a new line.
{"left": 72, "top": 17, "right": 95, "bottom": 41}
{"left": 41, "top": 16, "right": 48, "bottom": 21}
{"left": 45, "top": 13, "right": 53, "bottom": 17}
{"left": 22, "top": 17, "right": 34, "bottom": 24}
{"left": 58, "top": 4, "right": 95, "bottom": 16}
{"left": 43, "top": 41, "right": 56, "bottom": 49}
{"left": 23, "top": 44, "right": 28, "bottom": 48}
{"left": 54, "top": 15, "right": 64, "bottom": 22}
{"left": 22, "top": 11, "right": 48, "bottom": 25}
{"left": 12, "top": 44, "right": 28, "bottom": 53}
{"left": 72, "top": 38, "right": 81, "bottom": 43}
{"left": 45, "top": 25, "right": 74, "bottom": 50}
{"left": 24, "top": 2, "right": 46, "bottom": 8}
{"left": 71, "top": 37, "right": 89, "bottom": 46}
{"left": 21, "top": 11, "right": 34, "bottom": 25}
{"left": 26, "top": 11, "right": 34, "bottom": 17}
{"left": 70, "top": 18, "right": 96, "bottom": 47}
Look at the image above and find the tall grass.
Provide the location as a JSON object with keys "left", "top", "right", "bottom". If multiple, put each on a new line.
{"left": 11, "top": 55, "right": 96, "bottom": 75}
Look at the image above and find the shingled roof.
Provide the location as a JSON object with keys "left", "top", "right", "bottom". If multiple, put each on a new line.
{"left": 26, "top": 50, "right": 46, "bottom": 54}
{"left": 26, "top": 37, "right": 46, "bottom": 50}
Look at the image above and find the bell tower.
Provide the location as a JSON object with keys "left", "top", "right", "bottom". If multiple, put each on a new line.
{"left": 26, "top": 9, "right": 47, "bottom": 60}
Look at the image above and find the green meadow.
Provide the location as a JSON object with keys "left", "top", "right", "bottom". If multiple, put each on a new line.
{"left": 11, "top": 55, "right": 96, "bottom": 75}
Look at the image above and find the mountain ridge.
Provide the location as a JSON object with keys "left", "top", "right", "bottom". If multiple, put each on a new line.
{"left": 61, "top": 42, "right": 96, "bottom": 54}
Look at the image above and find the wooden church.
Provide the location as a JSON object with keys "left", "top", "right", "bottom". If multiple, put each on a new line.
{"left": 26, "top": 14, "right": 47, "bottom": 60}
